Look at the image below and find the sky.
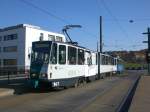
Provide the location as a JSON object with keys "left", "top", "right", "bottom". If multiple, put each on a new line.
{"left": 0, "top": 0, "right": 150, "bottom": 51}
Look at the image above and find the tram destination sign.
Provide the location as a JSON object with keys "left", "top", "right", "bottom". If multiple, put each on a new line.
{"left": 32, "top": 41, "right": 52, "bottom": 52}
{"left": 34, "top": 43, "right": 49, "bottom": 48}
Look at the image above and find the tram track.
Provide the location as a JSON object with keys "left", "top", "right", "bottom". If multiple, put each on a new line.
{"left": 0, "top": 72, "right": 140, "bottom": 112}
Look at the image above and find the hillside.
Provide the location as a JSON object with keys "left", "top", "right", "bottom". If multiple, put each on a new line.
{"left": 108, "top": 49, "right": 147, "bottom": 69}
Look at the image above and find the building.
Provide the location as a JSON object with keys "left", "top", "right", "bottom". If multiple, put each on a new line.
{"left": 0, "top": 24, "right": 66, "bottom": 70}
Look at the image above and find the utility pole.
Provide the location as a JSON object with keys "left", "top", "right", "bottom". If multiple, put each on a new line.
{"left": 143, "top": 27, "right": 150, "bottom": 75}
{"left": 100, "top": 16, "right": 103, "bottom": 53}
{"left": 98, "top": 16, "right": 103, "bottom": 79}
{"left": 97, "top": 41, "right": 99, "bottom": 52}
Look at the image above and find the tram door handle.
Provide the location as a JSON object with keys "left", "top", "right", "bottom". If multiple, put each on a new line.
{"left": 55, "top": 66, "right": 57, "bottom": 70}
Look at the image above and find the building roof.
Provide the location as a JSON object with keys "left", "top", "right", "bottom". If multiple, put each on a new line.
{"left": 0, "top": 24, "right": 41, "bottom": 32}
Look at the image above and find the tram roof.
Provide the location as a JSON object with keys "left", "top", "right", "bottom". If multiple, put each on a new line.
{"left": 32, "top": 40, "right": 118, "bottom": 58}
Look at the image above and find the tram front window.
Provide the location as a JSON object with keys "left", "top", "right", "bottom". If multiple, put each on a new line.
{"left": 31, "top": 42, "right": 52, "bottom": 64}
{"left": 32, "top": 51, "right": 49, "bottom": 64}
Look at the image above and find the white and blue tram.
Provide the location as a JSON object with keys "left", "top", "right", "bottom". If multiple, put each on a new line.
{"left": 30, "top": 40, "right": 118, "bottom": 88}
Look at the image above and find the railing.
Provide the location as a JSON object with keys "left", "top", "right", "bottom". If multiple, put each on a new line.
{"left": 0, "top": 66, "right": 30, "bottom": 83}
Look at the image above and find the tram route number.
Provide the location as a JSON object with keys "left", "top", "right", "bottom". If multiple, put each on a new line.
{"left": 53, "top": 81, "right": 60, "bottom": 87}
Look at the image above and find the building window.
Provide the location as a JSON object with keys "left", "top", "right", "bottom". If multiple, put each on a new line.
{"left": 3, "top": 46, "right": 17, "bottom": 52}
{"left": 3, "top": 59, "right": 17, "bottom": 66}
{"left": 59, "top": 45, "right": 66, "bottom": 64}
{"left": 56, "top": 36, "right": 62, "bottom": 42}
{"left": 4, "top": 34, "right": 17, "bottom": 41}
{"left": 68, "top": 46, "right": 77, "bottom": 65}
{"left": 48, "top": 35, "right": 55, "bottom": 41}
{"left": 0, "top": 36, "right": 2, "bottom": 41}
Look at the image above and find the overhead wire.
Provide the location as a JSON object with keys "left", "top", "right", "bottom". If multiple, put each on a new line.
{"left": 19, "top": 0, "right": 98, "bottom": 41}
{"left": 97, "top": 0, "right": 129, "bottom": 38}
{"left": 96, "top": 0, "right": 146, "bottom": 51}
{"left": 20, "top": 0, "right": 70, "bottom": 24}
{"left": 104, "top": 44, "right": 146, "bottom": 49}
{"left": 105, "top": 18, "right": 150, "bottom": 22}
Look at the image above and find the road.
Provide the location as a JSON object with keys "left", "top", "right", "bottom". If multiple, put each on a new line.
{"left": 0, "top": 72, "right": 141, "bottom": 112}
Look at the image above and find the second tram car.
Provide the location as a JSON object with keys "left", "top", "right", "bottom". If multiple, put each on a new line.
{"left": 30, "top": 40, "right": 118, "bottom": 88}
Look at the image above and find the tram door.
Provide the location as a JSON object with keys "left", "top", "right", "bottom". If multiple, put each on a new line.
{"left": 85, "top": 51, "right": 92, "bottom": 77}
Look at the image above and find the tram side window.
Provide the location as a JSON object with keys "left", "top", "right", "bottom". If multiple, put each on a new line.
{"left": 96, "top": 53, "right": 98, "bottom": 65}
{"left": 78, "top": 49, "right": 84, "bottom": 65}
{"left": 59, "top": 45, "right": 66, "bottom": 64}
{"left": 106, "top": 56, "right": 109, "bottom": 65}
{"left": 116, "top": 59, "right": 118, "bottom": 65}
{"left": 105, "top": 56, "right": 108, "bottom": 65}
{"left": 114, "top": 59, "right": 117, "bottom": 65}
{"left": 112, "top": 58, "right": 114, "bottom": 65}
{"left": 92, "top": 54, "right": 96, "bottom": 65}
{"left": 103, "top": 56, "right": 105, "bottom": 65}
{"left": 68, "top": 47, "right": 77, "bottom": 65}
{"left": 113, "top": 59, "right": 115, "bottom": 65}
{"left": 108, "top": 57, "right": 111, "bottom": 65}
{"left": 107, "top": 56, "right": 109, "bottom": 65}
{"left": 50, "top": 43, "right": 57, "bottom": 64}
{"left": 102, "top": 55, "right": 105, "bottom": 65}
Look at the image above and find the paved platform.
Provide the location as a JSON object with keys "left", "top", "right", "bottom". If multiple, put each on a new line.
{"left": 0, "top": 75, "right": 138, "bottom": 112}
{"left": 129, "top": 76, "right": 150, "bottom": 112}
{"left": 0, "top": 78, "right": 28, "bottom": 97}
{"left": 0, "top": 88, "right": 14, "bottom": 97}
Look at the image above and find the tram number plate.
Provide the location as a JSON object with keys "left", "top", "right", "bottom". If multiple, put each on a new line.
{"left": 53, "top": 82, "right": 60, "bottom": 87}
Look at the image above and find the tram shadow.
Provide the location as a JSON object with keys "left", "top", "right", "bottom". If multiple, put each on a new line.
{"left": 26, "top": 83, "right": 64, "bottom": 94}
{"left": 0, "top": 78, "right": 63, "bottom": 95}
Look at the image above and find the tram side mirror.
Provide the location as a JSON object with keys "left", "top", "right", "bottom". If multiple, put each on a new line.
{"left": 28, "top": 54, "right": 31, "bottom": 59}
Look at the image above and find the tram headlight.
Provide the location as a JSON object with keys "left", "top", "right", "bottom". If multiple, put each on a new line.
{"left": 41, "top": 73, "right": 47, "bottom": 78}
{"left": 32, "top": 74, "right": 36, "bottom": 77}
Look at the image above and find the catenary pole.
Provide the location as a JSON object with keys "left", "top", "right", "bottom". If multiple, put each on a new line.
{"left": 143, "top": 27, "right": 150, "bottom": 75}
{"left": 98, "top": 16, "right": 103, "bottom": 79}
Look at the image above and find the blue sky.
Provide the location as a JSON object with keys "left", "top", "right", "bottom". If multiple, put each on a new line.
{"left": 0, "top": 0, "right": 149, "bottom": 51}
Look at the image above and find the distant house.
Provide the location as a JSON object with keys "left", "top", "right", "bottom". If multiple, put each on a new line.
{"left": 0, "top": 24, "right": 66, "bottom": 71}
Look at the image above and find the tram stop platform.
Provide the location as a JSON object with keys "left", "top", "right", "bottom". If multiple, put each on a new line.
{"left": 0, "top": 88, "right": 14, "bottom": 98}
{"left": 129, "top": 76, "right": 150, "bottom": 112}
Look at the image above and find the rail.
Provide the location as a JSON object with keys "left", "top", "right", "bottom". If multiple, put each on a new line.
{"left": 0, "top": 66, "right": 30, "bottom": 83}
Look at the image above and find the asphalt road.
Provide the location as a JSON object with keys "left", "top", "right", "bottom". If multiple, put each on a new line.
{"left": 0, "top": 72, "right": 141, "bottom": 112}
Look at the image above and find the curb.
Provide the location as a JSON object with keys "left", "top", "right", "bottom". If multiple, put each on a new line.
{"left": 0, "top": 89, "right": 14, "bottom": 98}
{"left": 116, "top": 75, "right": 141, "bottom": 112}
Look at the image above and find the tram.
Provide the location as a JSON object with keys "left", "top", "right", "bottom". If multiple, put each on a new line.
{"left": 29, "top": 40, "right": 118, "bottom": 88}
{"left": 116, "top": 58, "right": 124, "bottom": 74}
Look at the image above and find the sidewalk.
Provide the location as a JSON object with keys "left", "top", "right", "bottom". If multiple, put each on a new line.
{"left": 0, "top": 88, "right": 14, "bottom": 97}
{"left": 129, "top": 76, "right": 150, "bottom": 112}
{"left": 0, "top": 78, "right": 28, "bottom": 98}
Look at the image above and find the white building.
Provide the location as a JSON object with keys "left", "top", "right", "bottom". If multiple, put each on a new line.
{"left": 0, "top": 24, "right": 66, "bottom": 70}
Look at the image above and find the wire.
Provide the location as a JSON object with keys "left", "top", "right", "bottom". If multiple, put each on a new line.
{"left": 96, "top": 0, "right": 101, "bottom": 15}
{"left": 105, "top": 18, "right": 150, "bottom": 22}
{"left": 104, "top": 44, "right": 146, "bottom": 48}
{"left": 20, "top": 0, "right": 70, "bottom": 24}
{"left": 19, "top": 0, "right": 98, "bottom": 42}
{"left": 99, "top": 0, "right": 130, "bottom": 38}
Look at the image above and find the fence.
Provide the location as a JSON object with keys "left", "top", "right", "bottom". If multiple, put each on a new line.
{"left": 0, "top": 66, "right": 30, "bottom": 83}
